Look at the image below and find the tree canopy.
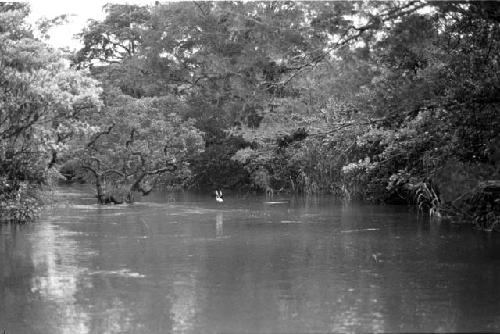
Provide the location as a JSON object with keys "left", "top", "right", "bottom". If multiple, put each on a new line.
{"left": 1, "top": 1, "right": 499, "bottom": 229}
{"left": 0, "top": 3, "right": 102, "bottom": 221}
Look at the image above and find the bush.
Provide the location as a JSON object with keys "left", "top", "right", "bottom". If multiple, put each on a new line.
{"left": 189, "top": 128, "right": 253, "bottom": 190}
{"left": 0, "top": 178, "right": 42, "bottom": 223}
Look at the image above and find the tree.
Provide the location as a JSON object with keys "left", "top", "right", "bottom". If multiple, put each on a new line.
{"left": 0, "top": 3, "right": 102, "bottom": 222}
{"left": 75, "top": 4, "right": 151, "bottom": 65}
{"left": 72, "top": 93, "right": 204, "bottom": 203}
{"left": 336, "top": 1, "right": 500, "bottom": 217}
{"left": 71, "top": 1, "right": 499, "bottom": 230}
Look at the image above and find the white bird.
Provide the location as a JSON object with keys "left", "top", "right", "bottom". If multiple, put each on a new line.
{"left": 215, "top": 190, "right": 223, "bottom": 203}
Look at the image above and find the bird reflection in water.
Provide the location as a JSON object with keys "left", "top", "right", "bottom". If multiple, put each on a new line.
{"left": 216, "top": 212, "right": 223, "bottom": 238}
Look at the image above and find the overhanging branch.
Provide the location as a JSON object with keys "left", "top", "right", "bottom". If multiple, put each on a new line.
{"left": 87, "top": 123, "right": 115, "bottom": 148}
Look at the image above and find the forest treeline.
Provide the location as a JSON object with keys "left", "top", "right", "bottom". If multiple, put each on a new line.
{"left": 1, "top": 2, "right": 499, "bottom": 229}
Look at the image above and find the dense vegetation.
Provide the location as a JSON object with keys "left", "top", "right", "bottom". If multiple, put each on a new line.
{"left": 1, "top": 2, "right": 499, "bottom": 230}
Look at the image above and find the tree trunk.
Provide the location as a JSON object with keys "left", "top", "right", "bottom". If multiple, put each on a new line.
{"left": 95, "top": 175, "right": 105, "bottom": 204}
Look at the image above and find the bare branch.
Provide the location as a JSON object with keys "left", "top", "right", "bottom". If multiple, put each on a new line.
{"left": 193, "top": 1, "right": 209, "bottom": 16}
{"left": 87, "top": 123, "right": 115, "bottom": 148}
{"left": 146, "top": 164, "right": 177, "bottom": 176}
{"left": 102, "top": 169, "right": 125, "bottom": 178}
{"left": 271, "top": 1, "right": 428, "bottom": 89}
{"left": 81, "top": 164, "right": 99, "bottom": 177}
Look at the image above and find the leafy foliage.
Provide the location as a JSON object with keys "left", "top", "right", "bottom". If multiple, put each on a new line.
{"left": 0, "top": 3, "right": 102, "bottom": 222}
{"left": 73, "top": 94, "right": 204, "bottom": 203}
{"left": 2, "top": 1, "right": 499, "bottom": 228}
{"left": 189, "top": 127, "right": 252, "bottom": 191}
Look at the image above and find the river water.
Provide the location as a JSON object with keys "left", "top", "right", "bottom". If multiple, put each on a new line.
{"left": 1, "top": 185, "right": 500, "bottom": 333}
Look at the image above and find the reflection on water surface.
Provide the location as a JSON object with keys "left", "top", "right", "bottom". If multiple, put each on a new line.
{"left": 1, "top": 185, "right": 500, "bottom": 333}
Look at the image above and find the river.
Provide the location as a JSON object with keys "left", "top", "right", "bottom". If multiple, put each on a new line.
{"left": 1, "top": 185, "right": 500, "bottom": 333}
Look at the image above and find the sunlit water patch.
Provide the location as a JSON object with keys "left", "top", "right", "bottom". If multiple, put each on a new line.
{"left": 89, "top": 269, "right": 146, "bottom": 278}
